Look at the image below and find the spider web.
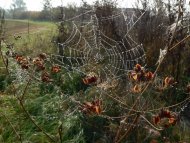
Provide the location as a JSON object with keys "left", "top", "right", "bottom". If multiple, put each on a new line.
{"left": 51, "top": 9, "right": 146, "bottom": 82}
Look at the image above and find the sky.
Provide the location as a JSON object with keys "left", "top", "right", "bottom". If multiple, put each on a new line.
{"left": 0, "top": 0, "right": 136, "bottom": 11}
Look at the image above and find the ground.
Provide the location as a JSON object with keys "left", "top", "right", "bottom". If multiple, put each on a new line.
{"left": 4, "top": 19, "right": 55, "bottom": 36}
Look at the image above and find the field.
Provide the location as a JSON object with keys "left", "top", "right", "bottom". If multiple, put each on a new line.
{"left": 4, "top": 19, "right": 57, "bottom": 55}
{"left": 4, "top": 19, "right": 55, "bottom": 36}
{"left": 0, "top": 19, "right": 57, "bottom": 72}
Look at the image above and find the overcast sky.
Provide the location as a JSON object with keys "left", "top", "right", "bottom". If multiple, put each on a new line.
{"left": 0, "top": 0, "right": 136, "bottom": 11}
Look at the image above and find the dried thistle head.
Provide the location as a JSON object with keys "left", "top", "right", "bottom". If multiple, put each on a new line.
{"left": 134, "top": 64, "right": 142, "bottom": 72}
{"left": 51, "top": 65, "right": 61, "bottom": 73}
{"left": 164, "top": 77, "right": 176, "bottom": 88}
{"left": 33, "top": 57, "right": 45, "bottom": 71}
{"left": 41, "top": 71, "right": 52, "bottom": 83}
{"left": 153, "top": 109, "right": 177, "bottom": 128}
{"left": 82, "top": 72, "right": 98, "bottom": 85}
{"left": 21, "top": 63, "right": 29, "bottom": 70}
{"left": 83, "top": 76, "right": 97, "bottom": 85}
{"left": 128, "top": 64, "right": 153, "bottom": 83}
{"left": 38, "top": 53, "right": 47, "bottom": 60}
{"left": 80, "top": 99, "right": 102, "bottom": 115}
{"left": 153, "top": 116, "right": 161, "bottom": 125}
{"left": 15, "top": 55, "right": 24, "bottom": 63}
{"left": 131, "top": 84, "right": 142, "bottom": 93}
{"left": 145, "top": 71, "right": 154, "bottom": 81}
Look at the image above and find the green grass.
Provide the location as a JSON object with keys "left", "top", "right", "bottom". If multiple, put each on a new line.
{"left": 0, "top": 22, "right": 86, "bottom": 141}
{"left": 3, "top": 19, "right": 58, "bottom": 56}
{"left": 0, "top": 19, "right": 58, "bottom": 93}
{"left": 0, "top": 19, "right": 58, "bottom": 77}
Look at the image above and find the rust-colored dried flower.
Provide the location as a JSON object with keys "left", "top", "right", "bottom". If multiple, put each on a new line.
{"left": 38, "top": 53, "right": 47, "bottom": 60}
{"left": 153, "top": 109, "right": 177, "bottom": 128}
{"left": 80, "top": 99, "right": 102, "bottom": 115}
{"left": 134, "top": 64, "right": 142, "bottom": 72}
{"left": 41, "top": 71, "right": 52, "bottom": 83}
{"left": 153, "top": 116, "right": 161, "bottom": 125}
{"left": 164, "top": 77, "right": 175, "bottom": 87}
{"left": 51, "top": 65, "right": 61, "bottom": 73}
{"left": 33, "top": 57, "right": 45, "bottom": 71}
{"left": 145, "top": 71, "right": 154, "bottom": 81}
{"left": 83, "top": 76, "right": 97, "bottom": 85}
{"left": 15, "top": 55, "right": 24, "bottom": 63}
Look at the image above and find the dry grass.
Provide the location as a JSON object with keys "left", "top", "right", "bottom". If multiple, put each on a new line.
{"left": 4, "top": 19, "right": 55, "bottom": 37}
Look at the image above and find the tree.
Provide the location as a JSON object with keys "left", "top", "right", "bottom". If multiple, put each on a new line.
{"left": 10, "top": 0, "right": 27, "bottom": 18}
{"left": 40, "top": 0, "right": 52, "bottom": 20}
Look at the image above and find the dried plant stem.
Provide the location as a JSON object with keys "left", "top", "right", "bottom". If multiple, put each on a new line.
{"left": 140, "top": 115, "right": 163, "bottom": 131}
{"left": 18, "top": 99, "right": 56, "bottom": 142}
{"left": 114, "top": 96, "right": 140, "bottom": 142}
{"left": 58, "top": 123, "right": 63, "bottom": 143}
{"left": 116, "top": 115, "right": 139, "bottom": 143}
{"left": 0, "top": 44, "right": 17, "bottom": 96}
{"left": 20, "top": 73, "right": 33, "bottom": 101}
{"left": 106, "top": 93, "right": 132, "bottom": 109}
{"left": 1, "top": 112, "right": 22, "bottom": 142}
{"left": 169, "top": 34, "right": 190, "bottom": 51}
{"left": 115, "top": 99, "right": 150, "bottom": 142}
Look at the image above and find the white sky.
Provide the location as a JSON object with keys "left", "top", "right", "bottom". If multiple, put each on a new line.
{"left": 0, "top": 0, "right": 136, "bottom": 11}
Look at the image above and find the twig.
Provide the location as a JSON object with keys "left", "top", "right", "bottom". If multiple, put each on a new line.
{"left": 140, "top": 115, "right": 163, "bottom": 131}
{"left": 105, "top": 93, "right": 131, "bottom": 108}
{"left": 20, "top": 67, "right": 36, "bottom": 101}
{"left": 18, "top": 100, "right": 56, "bottom": 142}
{"left": 169, "top": 35, "right": 190, "bottom": 51}
{"left": 1, "top": 112, "right": 22, "bottom": 142}
{"left": 20, "top": 78, "right": 32, "bottom": 101}
{"left": 124, "top": 10, "right": 147, "bottom": 36}
{"left": 115, "top": 115, "right": 139, "bottom": 143}
{"left": 58, "top": 123, "right": 63, "bottom": 143}
{"left": 0, "top": 44, "right": 17, "bottom": 97}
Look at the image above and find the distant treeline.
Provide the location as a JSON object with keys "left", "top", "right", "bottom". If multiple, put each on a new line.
{"left": 3, "top": 5, "right": 91, "bottom": 21}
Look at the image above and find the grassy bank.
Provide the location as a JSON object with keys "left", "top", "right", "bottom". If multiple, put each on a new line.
{"left": 0, "top": 19, "right": 62, "bottom": 142}
{"left": 3, "top": 19, "right": 58, "bottom": 56}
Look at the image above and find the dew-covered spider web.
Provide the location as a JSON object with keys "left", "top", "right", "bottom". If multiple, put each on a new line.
{"left": 51, "top": 8, "right": 146, "bottom": 82}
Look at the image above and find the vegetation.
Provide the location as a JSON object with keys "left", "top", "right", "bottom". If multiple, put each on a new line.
{"left": 0, "top": 0, "right": 190, "bottom": 143}
{"left": 9, "top": 0, "right": 27, "bottom": 19}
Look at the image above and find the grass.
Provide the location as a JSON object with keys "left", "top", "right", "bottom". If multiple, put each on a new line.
{"left": 0, "top": 19, "right": 63, "bottom": 142}
{"left": 1, "top": 19, "right": 58, "bottom": 89}
{"left": 4, "top": 19, "right": 56, "bottom": 36}
{"left": 3, "top": 19, "right": 58, "bottom": 56}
